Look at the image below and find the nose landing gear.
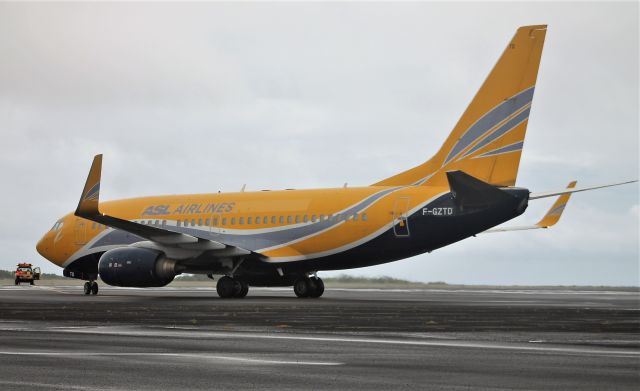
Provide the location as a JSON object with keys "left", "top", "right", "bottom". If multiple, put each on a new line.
{"left": 293, "top": 276, "right": 324, "bottom": 298}
{"left": 83, "top": 281, "right": 99, "bottom": 295}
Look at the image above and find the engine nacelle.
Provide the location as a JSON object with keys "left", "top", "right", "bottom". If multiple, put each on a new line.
{"left": 98, "top": 247, "right": 177, "bottom": 287}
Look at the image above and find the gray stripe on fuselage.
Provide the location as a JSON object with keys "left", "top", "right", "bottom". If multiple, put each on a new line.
{"left": 90, "top": 187, "right": 401, "bottom": 252}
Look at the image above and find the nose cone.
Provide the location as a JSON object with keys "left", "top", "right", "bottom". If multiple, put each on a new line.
{"left": 36, "top": 234, "right": 49, "bottom": 260}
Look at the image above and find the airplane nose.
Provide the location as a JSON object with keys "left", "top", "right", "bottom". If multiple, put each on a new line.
{"left": 36, "top": 235, "right": 48, "bottom": 258}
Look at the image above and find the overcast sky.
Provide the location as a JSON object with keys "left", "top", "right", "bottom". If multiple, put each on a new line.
{"left": 0, "top": 2, "right": 637, "bottom": 285}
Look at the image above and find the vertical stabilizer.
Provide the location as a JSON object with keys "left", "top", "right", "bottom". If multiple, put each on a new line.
{"left": 374, "top": 25, "right": 547, "bottom": 187}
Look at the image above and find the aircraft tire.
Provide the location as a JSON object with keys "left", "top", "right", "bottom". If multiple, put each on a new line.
{"left": 83, "top": 282, "right": 91, "bottom": 295}
{"left": 235, "top": 280, "right": 249, "bottom": 298}
{"left": 293, "top": 278, "right": 311, "bottom": 298}
{"left": 91, "top": 281, "right": 99, "bottom": 295}
{"left": 308, "top": 277, "right": 324, "bottom": 298}
{"left": 216, "top": 276, "right": 236, "bottom": 299}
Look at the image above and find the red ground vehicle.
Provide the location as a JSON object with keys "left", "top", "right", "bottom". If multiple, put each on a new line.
{"left": 15, "top": 263, "right": 40, "bottom": 285}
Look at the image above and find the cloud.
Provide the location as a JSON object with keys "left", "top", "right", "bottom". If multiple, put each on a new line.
{"left": 0, "top": 2, "right": 637, "bottom": 284}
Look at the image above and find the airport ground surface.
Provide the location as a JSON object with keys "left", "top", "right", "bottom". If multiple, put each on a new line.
{"left": 0, "top": 284, "right": 638, "bottom": 390}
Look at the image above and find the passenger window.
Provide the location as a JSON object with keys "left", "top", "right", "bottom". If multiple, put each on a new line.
{"left": 254, "top": 216, "right": 260, "bottom": 224}
{"left": 231, "top": 217, "right": 236, "bottom": 225}
{"left": 205, "top": 218, "right": 210, "bottom": 226}
{"left": 198, "top": 218, "right": 202, "bottom": 226}
{"left": 287, "top": 216, "right": 292, "bottom": 224}
{"left": 311, "top": 215, "right": 317, "bottom": 222}
{"left": 213, "top": 218, "right": 218, "bottom": 226}
{"left": 191, "top": 219, "right": 195, "bottom": 226}
{"left": 162, "top": 220, "right": 167, "bottom": 226}
{"left": 320, "top": 214, "right": 325, "bottom": 221}
{"left": 148, "top": 220, "right": 153, "bottom": 225}
{"left": 239, "top": 217, "right": 244, "bottom": 225}
{"left": 155, "top": 220, "right": 159, "bottom": 225}
{"left": 353, "top": 213, "right": 358, "bottom": 221}
{"left": 295, "top": 216, "right": 300, "bottom": 224}
{"left": 271, "top": 216, "right": 276, "bottom": 224}
{"left": 177, "top": 220, "right": 181, "bottom": 227}
{"left": 303, "top": 215, "right": 308, "bottom": 223}
{"left": 222, "top": 217, "right": 227, "bottom": 225}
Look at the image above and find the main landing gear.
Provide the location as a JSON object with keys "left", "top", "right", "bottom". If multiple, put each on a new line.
{"left": 83, "top": 280, "right": 99, "bottom": 295}
{"left": 293, "top": 276, "right": 324, "bottom": 298}
{"left": 216, "top": 276, "right": 249, "bottom": 299}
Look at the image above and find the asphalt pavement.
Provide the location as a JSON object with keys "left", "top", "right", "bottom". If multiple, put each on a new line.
{"left": 0, "top": 284, "right": 638, "bottom": 390}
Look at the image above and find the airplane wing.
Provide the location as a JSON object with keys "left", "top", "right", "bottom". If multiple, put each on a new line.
{"left": 75, "top": 155, "right": 250, "bottom": 256}
{"left": 484, "top": 181, "right": 577, "bottom": 233}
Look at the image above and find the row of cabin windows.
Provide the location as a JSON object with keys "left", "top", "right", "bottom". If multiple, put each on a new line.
{"left": 90, "top": 223, "right": 108, "bottom": 230}
{"left": 136, "top": 212, "right": 368, "bottom": 228}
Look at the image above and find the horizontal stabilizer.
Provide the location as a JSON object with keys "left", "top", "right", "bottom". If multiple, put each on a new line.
{"left": 529, "top": 180, "right": 637, "bottom": 200}
{"left": 484, "top": 180, "right": 576, "bottom": 233}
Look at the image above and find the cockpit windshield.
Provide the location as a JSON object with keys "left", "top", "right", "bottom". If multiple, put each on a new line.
{"left": 50, "top": 220, "right": 64, "bottom": 231}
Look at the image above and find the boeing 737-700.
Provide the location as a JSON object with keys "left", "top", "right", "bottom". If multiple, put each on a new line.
{"left": 35, "top": 25, "right": 636, "bottom": 298}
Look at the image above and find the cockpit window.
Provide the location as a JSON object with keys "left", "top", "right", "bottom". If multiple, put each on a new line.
{"left": 50, "top": 220, "right": 64, "bottom": 231}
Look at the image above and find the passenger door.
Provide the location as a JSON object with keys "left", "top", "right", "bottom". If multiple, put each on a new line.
{"left": 73, "top": 218, "right": 87, "bottom": 245}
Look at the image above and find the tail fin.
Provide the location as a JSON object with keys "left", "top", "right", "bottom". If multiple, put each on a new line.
{"left": 374, "top": 25, "right": 547, "bottom": 187}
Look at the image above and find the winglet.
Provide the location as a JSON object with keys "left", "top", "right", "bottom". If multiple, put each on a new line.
{"left": 75, "top": 154, "right": 102, "bottom": 217}
{"left": 534, "top": 180, "right": 576, "bottom": 228}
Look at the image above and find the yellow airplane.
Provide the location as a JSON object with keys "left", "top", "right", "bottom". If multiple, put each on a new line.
{"left": 35, "top": 25, "right": 636, "bottom": 298}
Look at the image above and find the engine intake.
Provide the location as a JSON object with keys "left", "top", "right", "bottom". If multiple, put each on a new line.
{"left": 98, "top": 247, "right": 177, "bottom": 287}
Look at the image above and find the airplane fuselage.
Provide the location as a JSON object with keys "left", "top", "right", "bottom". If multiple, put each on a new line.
{"left": 37, "top": 184, "right": 529, "bottom": 285}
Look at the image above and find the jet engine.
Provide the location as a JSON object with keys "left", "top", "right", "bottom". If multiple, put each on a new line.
{"left": 98, "top": 247, "right": 177, "bottom": 287}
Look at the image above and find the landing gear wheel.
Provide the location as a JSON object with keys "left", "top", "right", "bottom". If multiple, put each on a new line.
{"left": 293, "top": 278, "right": 311, "bottom": 298}
{"left": 216, "top": 276, "right": 236, "bottom": 299}
{"left": 83, "top": 282, "right": 91, "bottom": 295}
{"left": 294, "top": 277, "right": 325, "bottom": 298}
{"left": 234, "top": 280, "right": 249, "bottom": 298}
{"left": 308, "top": 277, "right": 324, "bottom": 298}
{"left": 90, "top": 281, "right": 99, "bottom": 295}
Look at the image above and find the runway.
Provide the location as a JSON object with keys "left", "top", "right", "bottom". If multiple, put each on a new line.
{"left": 0, "top": 285, "right": 638, "bottom": 390}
